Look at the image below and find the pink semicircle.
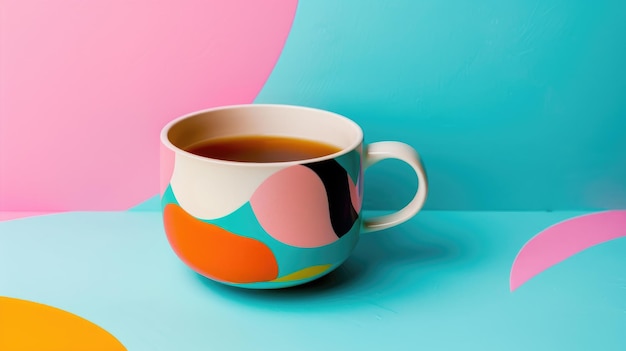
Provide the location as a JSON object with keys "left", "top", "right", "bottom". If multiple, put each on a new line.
{"left": 510, "top": 210, "right": 626, "bottom": 291}
{"left": 0, "top": 0, "right": 298, "bottom": 213}
{"left": 250, "top": 165, "right": 340, "bottom": 248}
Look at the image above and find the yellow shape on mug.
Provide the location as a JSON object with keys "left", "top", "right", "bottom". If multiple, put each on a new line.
{"left": 0, "top": 297, "right": 126, "bottom": 351}
{"left": 273, "top": 264, "right": 333, "bottom": 283}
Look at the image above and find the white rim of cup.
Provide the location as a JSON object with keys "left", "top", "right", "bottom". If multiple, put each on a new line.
{"left": 160, "top": 104, "right": 365, "bottom": 167}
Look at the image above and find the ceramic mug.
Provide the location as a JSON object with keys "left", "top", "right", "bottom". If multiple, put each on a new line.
{"left": 160, "top": 104, "right": 428, "bottom": 288}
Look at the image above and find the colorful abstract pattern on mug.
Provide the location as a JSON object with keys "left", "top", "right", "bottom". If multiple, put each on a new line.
{"left": 161, "top": 148, "right": 363, "bottom": 288}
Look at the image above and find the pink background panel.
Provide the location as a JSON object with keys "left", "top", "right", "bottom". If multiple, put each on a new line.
{"left": 0, "top": 0, "right": 297, "bottom": 212}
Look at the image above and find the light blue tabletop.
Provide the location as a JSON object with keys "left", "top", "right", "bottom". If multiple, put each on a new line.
{"left": 1, "top": 211, "right": 624, "bottom": 350}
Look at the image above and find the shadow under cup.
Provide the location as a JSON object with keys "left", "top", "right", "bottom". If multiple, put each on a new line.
{"left": 160, "top": 104, "right": 366, "bottom": 289}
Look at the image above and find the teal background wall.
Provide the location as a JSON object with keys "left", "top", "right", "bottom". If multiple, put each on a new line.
{"left": 256, "top": 0, "right": 626, "bottom": 211}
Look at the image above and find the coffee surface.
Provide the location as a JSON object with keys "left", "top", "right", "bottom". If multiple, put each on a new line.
{"left": 185, "top": 135, "right": 341, "bottom": 162}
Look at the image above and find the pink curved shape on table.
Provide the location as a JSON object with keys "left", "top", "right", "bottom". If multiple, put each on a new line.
{"left": 510, "top": 210, "right": 626, "bottom": 291}
{"left": 0, "top": 0, "right": 298, "bottom": 217}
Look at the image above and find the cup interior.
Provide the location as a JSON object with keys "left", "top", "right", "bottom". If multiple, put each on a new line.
{"left": 162, "top": 104, "right": 363, "bottom": 162}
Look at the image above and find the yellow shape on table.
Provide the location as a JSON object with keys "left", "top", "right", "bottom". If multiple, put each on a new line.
{"left": 273, "top": 264, "right": 333, "bottom": 282}
{"left": 0, "top": 297, "right": 126, "bottom": 351}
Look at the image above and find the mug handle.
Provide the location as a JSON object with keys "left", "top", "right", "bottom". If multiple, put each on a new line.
{"left": 362, "top": 141, "right": 428, "bottom": 233}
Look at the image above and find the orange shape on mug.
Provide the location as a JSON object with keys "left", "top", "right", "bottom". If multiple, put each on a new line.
{"left": 164, "top": 203, "right": 279, "bottom": 283}
{"left": 0, "top": 297, "right": 126, "bottom": 351}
